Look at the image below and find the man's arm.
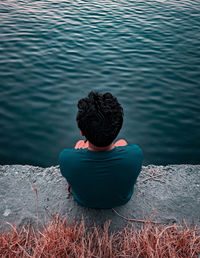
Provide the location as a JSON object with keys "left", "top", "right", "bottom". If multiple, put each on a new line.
{"left": 75, "top": 140, "right": 89, "bottom": 149}
{"left": 114, "top": 139, "right": 128, "bottom": 147}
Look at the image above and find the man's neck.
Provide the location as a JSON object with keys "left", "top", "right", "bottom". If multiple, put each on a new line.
{"left": 88, "top": 142, "right": 115, "bottom": 152}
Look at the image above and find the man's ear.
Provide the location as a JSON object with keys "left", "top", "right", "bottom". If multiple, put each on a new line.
{"left": 81, "top": 131, "right": 84, "bottom": 136}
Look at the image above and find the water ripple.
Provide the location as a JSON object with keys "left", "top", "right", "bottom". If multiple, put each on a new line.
{"left": 0, "top": 0, "right": 200, "bottom": 166}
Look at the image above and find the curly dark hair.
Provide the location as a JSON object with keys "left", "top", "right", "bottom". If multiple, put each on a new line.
{"left": 76, "top": 91, "right": 124, "bottom": 147}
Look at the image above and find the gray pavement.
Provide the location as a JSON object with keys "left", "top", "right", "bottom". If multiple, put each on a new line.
{"left": 0, "top": 164, "right": 199, "bottom": 232}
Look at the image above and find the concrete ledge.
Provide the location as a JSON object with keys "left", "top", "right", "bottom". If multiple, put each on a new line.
{"left": 0, "top": 165, "right": 199, "bottom": 232}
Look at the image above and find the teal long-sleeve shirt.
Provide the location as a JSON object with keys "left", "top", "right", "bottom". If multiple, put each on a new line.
{"left": 59, "top": 144, "right": 143, "bottom": 209}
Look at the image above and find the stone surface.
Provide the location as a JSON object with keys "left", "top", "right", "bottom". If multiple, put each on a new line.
{"left": 0, "top": 165, "right": 199, "bottom": 232}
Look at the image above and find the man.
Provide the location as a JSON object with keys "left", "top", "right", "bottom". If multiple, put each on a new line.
{"left": 59, "top": 91, "right": 143, "bottom": 209}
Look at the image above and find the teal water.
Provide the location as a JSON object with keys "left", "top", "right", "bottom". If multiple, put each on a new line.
{"left": 0, "top": 0, "right": 200, "bottom": 167}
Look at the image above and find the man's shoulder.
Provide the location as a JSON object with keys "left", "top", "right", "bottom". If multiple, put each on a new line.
{"left": 59, "top": 148, "right": 84, "bottom": 177}
{"left": 59, "top": 148, "right": 73, "bottom": 157}
{"left": 123, "top": 144, "right": 143, "bottom": 156}
{"left": 59, "top": 144, "right": 143, "bottom": 158}
{"left": 119, "top": 144, "right": 143, "bottom": 166}
{"left": 59, "top": 148, "right": 82, "bottom": 162}
{"left": 59, "top": 149, "right": 70, "bottom": 161}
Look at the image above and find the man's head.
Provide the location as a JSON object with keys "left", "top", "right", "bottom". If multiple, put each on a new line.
{"left": 76, "top": 91, "right": 124, "bottom": 147}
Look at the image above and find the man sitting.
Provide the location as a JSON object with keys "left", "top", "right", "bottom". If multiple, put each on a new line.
{"left": 59, "top": 91, "right": 143, "bottom": 209}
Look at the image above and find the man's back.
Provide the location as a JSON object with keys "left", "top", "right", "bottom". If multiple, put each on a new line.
{"left": 59, "top": 144, "right": 143, "bottom": 209}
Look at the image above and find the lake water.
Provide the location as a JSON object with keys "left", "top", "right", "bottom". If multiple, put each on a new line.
{"left": 0, "top": 0, "right": 200, "bottom": 167}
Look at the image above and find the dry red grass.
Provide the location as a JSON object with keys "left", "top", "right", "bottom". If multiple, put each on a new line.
{"left": 0, "top": 214, "right": 200, "bottom": 257}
